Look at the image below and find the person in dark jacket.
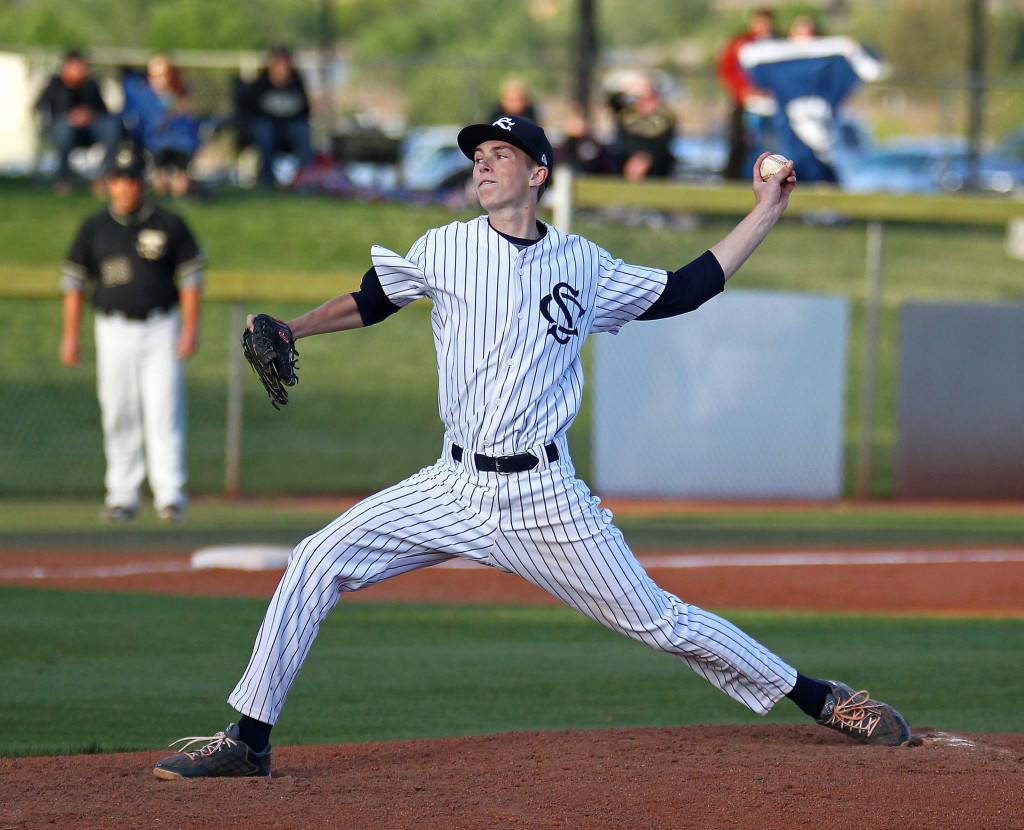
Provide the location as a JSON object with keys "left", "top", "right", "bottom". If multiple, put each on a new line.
{"left": 35, "top": 51, "right": 122, "bottom": 192}
{"left": 246, "top": 47, "right": 314, "bottom": 186}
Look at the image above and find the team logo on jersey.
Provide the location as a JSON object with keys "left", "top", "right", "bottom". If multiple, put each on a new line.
{"left": 136, "top": 229, "right": 168, "bottom": 260}
{"left": 540, "top": 282, "right": 584, "bottom": 344}
{"left": 100, "top": 256, "right": 132, "bottom": 286}
{"left": 493, "top": 117, "right": 516, "bottom": 131}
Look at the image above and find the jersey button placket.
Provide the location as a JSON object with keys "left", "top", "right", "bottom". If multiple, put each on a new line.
{"left": 502, "top": 257, "right": 529, "bottom": 402}
{"left": 483, "top": 254, "right": 522, "bottom": 451}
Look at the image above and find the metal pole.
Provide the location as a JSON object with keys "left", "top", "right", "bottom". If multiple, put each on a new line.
{"left": 966, "top": 0, "right": 986, "bottom": 191}
{"left": 317, "top": 0, "right": 335, "bottom": 156}
{"left": 224, "top": 301, "right": 245, "bottom": 498}
{"left": 575, "top": 0, "right": 597, "bottom": 124}
{"left": 855, "top": 221, "right": 884, "bottom": 500}
{"left": 551, "top": 165, "right": 574, "bottom": 233}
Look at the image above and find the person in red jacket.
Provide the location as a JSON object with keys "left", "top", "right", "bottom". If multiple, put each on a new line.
{"left": 716, "top": 7, "right": 777, "bottom": 180}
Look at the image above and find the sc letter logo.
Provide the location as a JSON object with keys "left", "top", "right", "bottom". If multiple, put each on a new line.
{"left": 540, "top": 282, "right": 584, "bottom": 344}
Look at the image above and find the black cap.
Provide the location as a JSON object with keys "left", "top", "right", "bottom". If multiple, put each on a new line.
{"left": 458, "top": 116, "right": 553, "bottom": 172}
{"left": 107, "top": 142, "right": 146, "bottom": 180}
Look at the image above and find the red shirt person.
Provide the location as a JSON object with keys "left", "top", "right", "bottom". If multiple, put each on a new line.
{"left": 716, "top": 8, "right": 777, "bottom": 180}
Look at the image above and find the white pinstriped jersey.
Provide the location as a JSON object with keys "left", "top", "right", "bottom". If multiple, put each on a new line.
{"left": 371, "top": 216, "right": 668, "bottom": 455}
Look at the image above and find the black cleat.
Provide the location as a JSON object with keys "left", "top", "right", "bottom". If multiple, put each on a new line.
{"left": 153, "top": 722, "right": 271, "bottom": 779}
{"left": 100, "top": 505, "right": 137, "bottom": 523}
{"left": 817, "top": 681, "right": 912, "bottom": 746}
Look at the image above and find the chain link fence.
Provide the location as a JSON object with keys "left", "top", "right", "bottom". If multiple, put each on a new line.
{"left": 11, "top": 46, "right": 1024, "bottom": 183}
{"left": 3, "top": 297, "right": 446, "bottom": 500}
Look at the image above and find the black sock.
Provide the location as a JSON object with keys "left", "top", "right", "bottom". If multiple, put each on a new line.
{"left": 786, "top": 673, "right": 832, "bottom": 719}
{"left": 236, "top": 714, "right": 273, "bottom": 753}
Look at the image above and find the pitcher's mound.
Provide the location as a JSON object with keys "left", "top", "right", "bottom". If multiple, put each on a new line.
{"left": 3, "top": 724, "right": 1021, "bottom": 829}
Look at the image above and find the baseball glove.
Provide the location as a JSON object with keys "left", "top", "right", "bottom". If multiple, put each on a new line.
{"left": 241, "top": 314, "right": 299, "bottom": 409}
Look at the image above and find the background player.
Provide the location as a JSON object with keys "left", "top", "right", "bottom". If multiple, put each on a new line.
{"left": 60, "top": 141, "right": 205, "bottom": 523}
{"left": 153, "top": 116, "right": 909, "bottom": 779}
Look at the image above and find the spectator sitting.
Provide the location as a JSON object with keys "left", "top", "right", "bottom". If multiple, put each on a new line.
{"left": 610, "top": 75, "right": 676, "bottom": 182}
{"left": 122, "top": 54, "right": 202, "bottom": 198}
{"left": 787, "top": 14, "right": 820, "bottom": 41}
{"left": 560, "top": 105, "right": 616, "bottom": 175}
{"left": 487, "top": 77, "right": 539, "bottom": 124}
{"left": 246, "top": 46, "right": 314, "bottom": 187}
{"left": 34, "top": 50, "right": 122, "bottom": 194}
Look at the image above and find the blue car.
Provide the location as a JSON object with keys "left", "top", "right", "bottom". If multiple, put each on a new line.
{"left": 841, "top": 139, "right": 1024, "bottom": 196}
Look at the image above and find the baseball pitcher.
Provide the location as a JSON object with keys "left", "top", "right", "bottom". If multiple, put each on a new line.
{"left": 154, "top": 116, "right": 910, "bottom": 780}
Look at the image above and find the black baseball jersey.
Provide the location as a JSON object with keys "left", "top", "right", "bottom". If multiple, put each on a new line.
{"left": 61, "top": 203, "right": 205, "bottom": 318}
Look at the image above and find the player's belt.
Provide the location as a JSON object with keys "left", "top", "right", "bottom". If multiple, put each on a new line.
{"left": 451, "top": 443, "right": 559, "bottom": 474}
{"left": 96, "top": 304, "right": 175, "bottom": 321}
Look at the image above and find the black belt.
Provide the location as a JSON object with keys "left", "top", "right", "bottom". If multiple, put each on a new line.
{"left": 97, "top": 305, "right": 174, "bottom": 321}
{"left": 451, "top": 442, "right": 559, "bottom": 474}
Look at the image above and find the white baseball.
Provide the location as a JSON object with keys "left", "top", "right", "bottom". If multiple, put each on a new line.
{"left": 759, "top": 154, "right": 790, "bottom": 180}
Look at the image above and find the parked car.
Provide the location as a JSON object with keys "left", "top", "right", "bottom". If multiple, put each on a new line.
{"left": 996, "top": 128, "right": 1024, "bottom": 163}
{"left": 841, "top": 137, "right": 1024, "bottom": 196}
{"left": 398, "top": 125, "right": 470, "bottom": 193}
{"left": 669, "top": 129, "right": 726, "bottom": 181}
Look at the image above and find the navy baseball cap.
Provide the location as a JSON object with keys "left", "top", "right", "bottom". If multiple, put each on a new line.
{"left": 458, "top": 116, "right": 553, "bottom": 172}
{"left": 107, "top": 142, "right": 146, "bottom": 180}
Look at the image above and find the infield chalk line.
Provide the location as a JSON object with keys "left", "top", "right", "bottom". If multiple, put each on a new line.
{"left": 441, "top": 549, "right": 1024, "bottom": 570}
{"left": 0, "top": 561, "right": 193, "bottom": 579}
{"left": 638, "top": 549, "right": 1024, "bottom": 568}
{"left": 2, "top": 549, "right": 1024, "bottom": 580}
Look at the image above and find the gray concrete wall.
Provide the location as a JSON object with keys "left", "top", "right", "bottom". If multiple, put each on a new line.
{"left": 897, "top": 300, "right": 1024, "bottom": 498}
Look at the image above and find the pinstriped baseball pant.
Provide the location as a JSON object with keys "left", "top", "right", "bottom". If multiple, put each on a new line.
{"left": 228, "top": 438, "right": 797, "bottom": 725}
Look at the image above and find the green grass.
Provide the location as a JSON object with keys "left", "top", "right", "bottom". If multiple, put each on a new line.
{"left": 3, "top": 298, "right": 450, "bottom": 496}
{"left": 0, "top": 179, "right": 473, "bottom": 277}
{"left": 2, "top": 586, "right": 1021, "bottom": 757}
{"left": 613, "top": 507, "right": 1024, "bottom": 549}
{"left": 2, "top": 177, "right": 1022, "bottom": 498}
{"left": 2, "top": 497, "right": 1024, "bottom": 551}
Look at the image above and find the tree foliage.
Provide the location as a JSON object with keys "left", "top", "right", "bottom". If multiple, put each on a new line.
{"left": 147, "top": 0, "right": 262, "bottom": 51}
{"left": 846, "top": 0, "right": 1024, "bottom": 76}
{"left": 0, "top": 0, "right": 1022, "bottom": 74}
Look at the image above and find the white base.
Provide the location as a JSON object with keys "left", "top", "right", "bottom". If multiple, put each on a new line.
{"left": 190, "top": 545, "right": 292, "bottom": 571}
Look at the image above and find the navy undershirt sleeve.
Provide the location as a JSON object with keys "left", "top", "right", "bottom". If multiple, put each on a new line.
{"left": 351, "top": 266, "right": 401, "bottom": 326}
{"left": 637, "top": 250, "right": 725, "bottom": 321}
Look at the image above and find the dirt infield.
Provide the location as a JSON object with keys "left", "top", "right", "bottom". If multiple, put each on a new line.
{"left": 3, "top": 546, "right": 1024, "bottom": 616}
{"left": 3, "top": 544, "right": 1023, "bottom": 829}
{"left": 3, "top": 726, "right": 1022, "bottom": 829}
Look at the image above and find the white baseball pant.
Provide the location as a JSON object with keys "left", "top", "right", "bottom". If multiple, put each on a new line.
{"left": 229, "top": 437, "right": 797, "bottom": 724}
{"left": 94, "top": 308, "right": 187, "bottom": 511}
